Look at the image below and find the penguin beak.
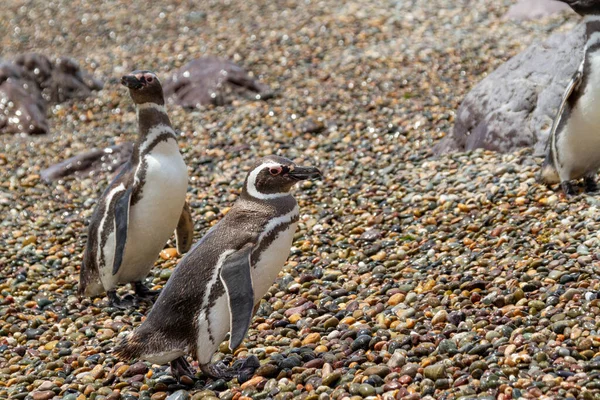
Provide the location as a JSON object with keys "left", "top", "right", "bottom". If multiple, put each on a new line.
{"left": 121, "top": 75, "right": 144, "bottom": 90}
{"left": 287, "top": 166, "right": 322, "bottom": 181}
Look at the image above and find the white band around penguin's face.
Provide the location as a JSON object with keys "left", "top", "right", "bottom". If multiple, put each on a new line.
{"left": 246, "top": 162, "right": 290, "bottom": 200}
{"left": 136, "top": 102, "right": 167, "bottom": 114}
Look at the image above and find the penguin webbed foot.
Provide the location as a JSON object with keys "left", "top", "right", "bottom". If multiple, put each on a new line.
{"left": 107, "top": 290, "right": 135, "bottom": 309}
{"left": 134, "top": 281, "right": 160, "bottom": 301}
{"left": 584, "top": 176, "right": 598, "bottom": 193}
{"left": 560, "top": 181, "right": 577, "bottom": 197}
{"left": 232, "top": 354, "right": 260, "bottom": 383}
{"left": 200, "top": 361, "right": 235, "bottom": 381}
{"left": 170, "top": 356, "right": 196, "bottom": 383}
{"left": 200, "top": 355, "right": 260, "bottom": 383}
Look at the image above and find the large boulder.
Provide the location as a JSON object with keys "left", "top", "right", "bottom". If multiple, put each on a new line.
{"left": 41, "top": 142, "right": 133, "bottom": 182}
{"left": 163, "top": 57, "right": 273, "bottom": 108}
{"left": 0, "top": 53, "right": 103, "bottom": 135}
{"left": 0, "top": 62, "right": 48, "bottom": 134}
{"left": 504, "top": 0, "right": 572, "bottom": 20}
{"left": 434, "top": 23, "right": 585, "bottom": 156}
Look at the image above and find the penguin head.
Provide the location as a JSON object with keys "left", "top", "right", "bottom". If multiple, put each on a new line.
{"left": 244, "top": 155, "right": 322, "bottom": 199}
{"left": 121, "top": 70, "right": 165, "bottom": 105}
{"left": 559, "top": 0, "right": 600, "bottom": 15}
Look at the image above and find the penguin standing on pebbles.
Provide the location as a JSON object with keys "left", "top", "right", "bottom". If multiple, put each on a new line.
{"left": 79, "top": 71, "right": 193, "bottom": 308}
{"left": 540, "top": 0, "right": 600, "bottom": 196}
{"left": 114, "top": 155, "right": 321, "bottom": 381}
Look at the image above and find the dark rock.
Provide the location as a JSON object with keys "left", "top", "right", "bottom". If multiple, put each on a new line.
{"left": 435, "top": 378, "right": 451, "bottom": 390}
{"left": 163, "top": 57, "right": 273, "bottom": 108}
{"left": 351, "top": 335, "right": 372, "bottom": 351}
{"left": 460, "top": 280, "right": 487, "bottom": 291}
{"left": 31, "top": 391, "right": 55, "bottom": 400}
{"left": 25, "top": 328, "right": 43, "bottom": 340}
{"left": 284, "top": 301, "right": 315, "bottom": 317}
{"left": 434, "top": 23, "right": 585, "bottom": 155}
{"left": 382, "top": 381, "right": 402, "bottom": 391}
{"left": 358, "top": 383, "right": 376, "bottom": 397}
{"left": 0, "top": 75, "right": 47, "bottom": 134}
{"left": 156, "top": 375, "right": 178, "bottom": 385}
{"left": 505, "top": 0, "right": 572, "bottom": 20}
{"left": 166, "top": 390, "right": 190, "bottom": 400}
{"left": 552, "top": 321, "right": 569, "bottom": 334}
{"left": 278, "top": 355, "right": 302, "bottom": 370}
{"left": 360, "top": 229, "right": 382, "bottom": 242}
{"left": 438, "top": 339, "right": 457, "bottom": 355}
{"left": 299, "top": 118, "right": 325, "bottom": 134}
{"left": 14, "top": 346, "right": 26, "bottom": 356}
{"left": 400, "top": 363, "right": 419, "bottom": 378}
{"left": 468, "top": 343, "right": 493, "bottom": 356}
{"left": 40, "top": 142, "right": 133, "bottom": 182}
{"left": 204, "top": 379, "right": 227, "bottom": 391}
{"left": 304, "top": 358, "right": 324, "bottom": 369}
{"left": 124, "top": 361, "right": 149, "bottom": 377}
{"left": 423, "top": 364, "right": 446, "bottom": 380}
{"left": 15, "top": 53, "right": 102, "bottom": 103}
{"left": 256, "top": 363, "right": 279, "bottom": 378}
{"left": 363, "top": 365, "right": 390, "bottom": 378}
{"left": 322, "top": 371, "right": 341, "bottom": 387}
{"left": 0, "top": 53, "right": 102, "bottom": 135}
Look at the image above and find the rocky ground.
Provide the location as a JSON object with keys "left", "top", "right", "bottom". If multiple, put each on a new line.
{"left": 1, "top": 0, "right": 598, "bottom": 399}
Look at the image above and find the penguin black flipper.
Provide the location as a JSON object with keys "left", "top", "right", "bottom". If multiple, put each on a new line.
{"left": 175, "top": 201, "right": 194, "bottom": 255}
{"left": 550, "top": 58, "right": 584, "bottom": 144}
{"left": 112, "top": 186, "right": 134, "bottom": 276}
{"left": 219, "top": 243, "right": 255, "bottom": 351}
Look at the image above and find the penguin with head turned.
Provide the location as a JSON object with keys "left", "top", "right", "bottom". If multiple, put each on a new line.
{"left": 114, "top": 155, "right": 321, "bottom": 381}
{"left": 540, "top": 0, "right": 600, "bottom": 196}
{"left": 79, "top": 70, "right": 194, "bottom": 308}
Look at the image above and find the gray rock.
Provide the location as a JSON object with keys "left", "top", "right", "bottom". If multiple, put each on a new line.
{"left": 434, "top": 23, "right": 585, "bottom": 155}
{"left": 0, "top": 53, "right": 102, "bottom": 136}
{"left": 400, "top": 363, "right": 419, "bottom": 378}
{"left": 167, "top": 390, "right": 190, "bottom": 400}
{"left": 163, "top": 56, "right": 273, "bottom": 108}
{"left": 40, "top": 142, "right": 133, "bottom": 182}
{"left": 423, "top": 363, "right": 447, "bottom": 380}
{"left": 358, "top": 383, "right": 376, "bottom": 397}
{"left": 387, "top": 349, "right": 406, "bottom": 368}
{"left": 363, "top": 365, "right": 390, "bottom": 378}
{"left": 505, "top": 0, "right": 572, "bottom": 21}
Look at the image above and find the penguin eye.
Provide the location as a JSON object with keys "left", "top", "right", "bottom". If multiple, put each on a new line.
{"left": 269, "top": 166, "right": 282, "bottom": 176}
{"left": 146, "top": 76, "right": 154, "bottom": 83}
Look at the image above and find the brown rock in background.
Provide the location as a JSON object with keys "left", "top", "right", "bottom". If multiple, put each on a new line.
{"left": 0, "top": 53, "right": 103, "bottom": 135}
{"left": 163, "top": 56, "right": 273, "bottom": 108}
{"left": 40, "top": 142, "right": 133, "bottom": 182}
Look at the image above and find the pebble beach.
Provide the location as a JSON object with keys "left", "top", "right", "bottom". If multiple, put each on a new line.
{"left": 2, "top": 1, "right": 600, "bottom": 399}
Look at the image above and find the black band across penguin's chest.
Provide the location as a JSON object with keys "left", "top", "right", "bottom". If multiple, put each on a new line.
{"left": 131, "top": 132, "right": 177, "bottom": 206}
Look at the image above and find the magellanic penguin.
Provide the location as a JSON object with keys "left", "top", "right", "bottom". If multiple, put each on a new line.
{"left": 540, "top": 0, "right": 600, "bottom": 196}
{"left": 114, "top": 155, "right": 321, "bottom": 381}
{"left": 79, "top": 71, "right": 194, "bottom": 308}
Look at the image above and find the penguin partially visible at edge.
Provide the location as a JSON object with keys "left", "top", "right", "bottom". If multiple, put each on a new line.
{"left": 79, "top": 71, "right": 194, "bottom": 308}
{"left": 540, "top": 0, "right": 600, "bottom": 196}
{"left": 114, "top": 155, "right": 321, "bottom": 381}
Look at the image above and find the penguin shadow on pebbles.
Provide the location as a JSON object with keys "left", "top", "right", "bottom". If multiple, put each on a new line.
{"left": 114, "top": 155, "right": 322, "bottom": 383}
{"left": 539, "top": 0, "right": 600, "bottom": 197}
{"left": 78, "top": 70, "right": 194, "bottom": 309}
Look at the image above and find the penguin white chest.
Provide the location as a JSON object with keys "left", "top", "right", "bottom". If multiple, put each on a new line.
{"left": 580, "top": 54, "right": 600, "bottom": 125}
{"left": 559, "top": 55, "right": 600, "bottom": 178}
{"left": 117, "top": 140, "right": 188, "bottom": 283}
{"left": 193, "top": 220, "right": 298, "bottom": 365}
{"left": 251, "top": 221, "right": 299, "bottom": 301}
